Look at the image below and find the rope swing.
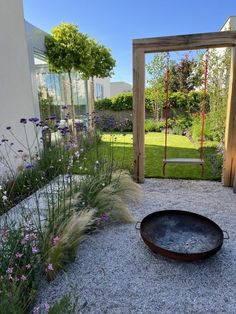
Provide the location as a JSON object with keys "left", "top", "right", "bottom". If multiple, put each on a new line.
{"left": 163, "top": 52, "right": 209, "bottom": 176}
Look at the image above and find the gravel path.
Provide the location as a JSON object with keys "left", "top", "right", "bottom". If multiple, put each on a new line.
{"left": 37, "top": 179, "right": 236, "bottom": 314}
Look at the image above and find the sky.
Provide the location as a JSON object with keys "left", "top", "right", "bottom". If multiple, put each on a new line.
{"left": 23, "top": 0, "right": 236, "bottom": 84}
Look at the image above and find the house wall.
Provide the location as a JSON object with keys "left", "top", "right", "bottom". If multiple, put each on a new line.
{"left": 93, "top": 77, "right": 111, "bottom": 99}
{"left": 0, "top": 0, "right": 36, "bottom": 179}
{"left": 110, "top": 82, "right": 132, "bottom": 97}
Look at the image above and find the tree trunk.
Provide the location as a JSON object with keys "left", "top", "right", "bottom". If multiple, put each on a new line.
{"left": 68, "top": 70, "right": 76, "bottom": 130}
{"left": 89, "top": 77, "right": 95, "bottom": 128}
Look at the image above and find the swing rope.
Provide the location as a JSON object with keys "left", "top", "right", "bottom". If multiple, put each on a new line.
{"left": 200, "top": 52, "right": 209, "bottom": 160}
{"left": 164, "top": 53, "right": 170, "bottom": 161}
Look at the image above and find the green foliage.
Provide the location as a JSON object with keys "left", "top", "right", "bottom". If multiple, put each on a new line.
{"left": 38, "top": 88, "right": 61, "bottom": 121}
{"left": 95, "top": 98, "right": 112, "bottom": 110}
{"left": 191, "top": 115, "right": 213, "bottom": 141}
{"left": 48, "top": 293, "right": 78, "bottom": 314}
{"left": 169, "top": 91, "right": 188, "bottom": 108}
{"left": 169, "top": 56, "right": 203, "bottom": 93}
{"left": 45, "top": 23, "right": 90, "bottom": 75}
{"left": 187, "top": 90, "right": 210, "bottom": 113}
{"left": 0, "top": 223, "right": 40, "bottom": 313}
{"left": 81, "top": 39, "right": 116, "bottom": 80}
{"left": 95, "top": 91, "right": 159, "bottom": 112}
{"left": 111, "top": 92, "right": 133, "bottom": 110}
{"left": 0, "top": 146, "right": 70, "bottom": 215}
{"left": 146, "top": 53, "right": 169, "bottom": 119}
{"left": 172, "top": 115, "right": 192, "bottom": 135}
{"left": 206, "top": 48, "right": 230, "bottom": 143}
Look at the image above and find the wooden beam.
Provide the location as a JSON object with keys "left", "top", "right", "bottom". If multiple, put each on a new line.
{"left": 223, "top": 47, "right": 236, "bottom": 186}
{"left": 133, "top": 31, "right": 236, "bottom": 53}
{"left": 233, "top": 171, "right": 236, "bottom": 193}
{"left": 133, "top": 48, "right": 145, "bottom": 183}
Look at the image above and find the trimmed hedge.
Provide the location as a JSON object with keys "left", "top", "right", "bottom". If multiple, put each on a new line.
{"left": 95, "top": 90, "right": 209, "bottom": 114}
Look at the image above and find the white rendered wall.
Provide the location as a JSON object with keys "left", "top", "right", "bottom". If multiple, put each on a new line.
{"left": 93, "top": 77, "right": 111, "bottom": 99}
{"left": 0, "top": 0, "right": 36, "bottom": 179}
{"left": 110, "top": 81, "right": 132, "bottom": 97}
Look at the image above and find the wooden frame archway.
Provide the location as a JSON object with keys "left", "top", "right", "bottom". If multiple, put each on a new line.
{"left": 133, "top": 31, "right": 236, "bottom": 186}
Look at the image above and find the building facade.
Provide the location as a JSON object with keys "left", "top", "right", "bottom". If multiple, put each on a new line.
{"left": 110, "top": 81, "right": 132, "bottom": 97}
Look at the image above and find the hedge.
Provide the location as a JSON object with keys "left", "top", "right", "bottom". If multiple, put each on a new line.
{"left": 95, "top": 90, "right": 209, "bottom": 113}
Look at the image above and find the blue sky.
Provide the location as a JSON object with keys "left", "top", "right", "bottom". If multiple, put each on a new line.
{"left": 23, "top": 0, "right": 236, "bottom": 84}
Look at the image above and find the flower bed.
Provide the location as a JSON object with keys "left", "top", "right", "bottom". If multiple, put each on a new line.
{"left": 0, "top": 113, "right": 141, "bottom": 313}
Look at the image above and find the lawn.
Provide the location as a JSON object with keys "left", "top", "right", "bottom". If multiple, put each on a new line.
{"left": 73, "top": 132, "right": 222, "bottom": 180}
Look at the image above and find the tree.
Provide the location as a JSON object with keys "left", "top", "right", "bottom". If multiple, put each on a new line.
{"left": 45, "top": 22, "right": 91, "bottom": 128}
{"left": 146, "top": 52, "right": 170, "bottom": 120}
{"left": 169, "top": 55, "right": 203, "bottom": 93}
{"left": 82, "top": 39, "right": 116, "bottom": 123}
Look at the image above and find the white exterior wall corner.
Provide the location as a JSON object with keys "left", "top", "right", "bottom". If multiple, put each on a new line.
{"left": 0, "top": 0, "right": 36, "bottom": 179}
{"left": 110, "top": 82, "right": 132, "bottom": 97}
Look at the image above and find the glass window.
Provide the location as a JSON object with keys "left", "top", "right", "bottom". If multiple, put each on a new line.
{"left": 95, "top": 83, "right": 104, "bottom": 99}
{"left": 34, "top": 52, "right": 89, "bottom": 121}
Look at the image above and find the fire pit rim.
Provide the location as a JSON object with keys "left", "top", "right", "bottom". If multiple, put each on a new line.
{"left": 136, "top": 209, "right": 228, "bottom": 261}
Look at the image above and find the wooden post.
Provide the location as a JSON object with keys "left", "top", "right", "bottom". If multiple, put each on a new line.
{"left": 133, "top": 47, "right": 145, "bottom": 183}
{"left": 233, "top": 171, "right": 236, "bottom": 193}
{"left": 223, "top": 47, "right": 236, "bottom": 186}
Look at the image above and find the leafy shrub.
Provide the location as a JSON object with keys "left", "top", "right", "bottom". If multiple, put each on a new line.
{"left": 172, "top": 115, "right": 193, "bottom": 135}
{"left": 191, "top": 114, "right": 213, "bottom": 141}
{"left": 187, "top": 90, "right": 210, "bottom": 113}
{"left": 95, "top": 98, "right": 112, "bottom": 110}
{"left": 169, "top": 92, "right": 188, "bottom": 109}
{"left": 111, "top": 93, "right": 133, "bottom": 111}
{"left": 145, "top": 119, "right": 158, "bottom": 132}
{"left": 145, "top": 119, "right": 174, "bottom": 132}
{"left": 95, "top": 92, "right": 158, "bottom": 112}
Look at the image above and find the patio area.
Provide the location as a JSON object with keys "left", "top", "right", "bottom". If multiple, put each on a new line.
{"left": 36, "top": 179, "right": 236, "bottom": 313}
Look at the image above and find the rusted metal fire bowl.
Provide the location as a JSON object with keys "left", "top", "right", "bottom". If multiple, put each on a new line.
{"left": 136, "top": 210, "right": 229, "bottom": 261}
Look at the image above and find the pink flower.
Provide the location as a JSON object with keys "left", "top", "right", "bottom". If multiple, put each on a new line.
{"left": 45, "top": 263, "right": 54, "bottom": 272}
{"left": 21, "top": 234, "right": 30, "bottom": 244}
{"left": 29, "top": 233, "right": 37, "bottom": 241}
{"left": 6, "top": 267, "right": 13, "bottom": 274}
{"left": 32, "top": 306, "right": 40, "bottom": 314}
{"left": 32, "top": 246, "right": 39, "bottom": 254}
{"left": 52, "top": 236, "right": 60, "bottom": 246}
{"left": 8, "top": 274, "right": 13, "bottom": 281}
{"left": 15, "top": 252, "right": 23, "bottom": 259}
{"left": 44, "top": 303, "right": 50, "bottom": 311}
{"left": 21, "top": 275, "right": 27, "bottom": 281}
{"left": 25, "top": 264, "right": 31, "bottom": 269}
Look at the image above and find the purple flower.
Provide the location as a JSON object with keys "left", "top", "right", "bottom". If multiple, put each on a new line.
{"left": 6, "top": 126, "right": 11, "bottom": 130}
{"left": 49, "top": 115, "right": 56, "bottom": 120}
{"left": 44, "top": 303, "right": 50, "bottom": 311}
{"left": 29, "top": 233, "right": 37, "bottom": 241}
{"left": 25, "top": 264, "right": 31, "bottom": 269}
{"left": 20, "top": 118, "right": 27, "bottom": 124}
{"left": 17, "top": 149, "right": 23, "bottom": 153}
{"left": 32, "top": 246, "right": 39, "bottom": 254}
{"left": 52, "top": 236, "right": 60, "bottom": 246}
{"left": 15, "top": 252, "right": 23, "bottom": 259}
{"left": 62, "top": 105, "right": 68, "bottom": 110}
{"left": 45, "top": 263, "right": 54, "bottom": 272}
{"left": 33, "top": 306, "right": 40, "bottom": 314}
{"left": 29, "top": 117, "right": 39, "bottom": 123}
{"left": 25, "top": 163, "right": 33, "bottom": 170}
{"left": 6, "top": 267, "right": 13, "bottom": 274}
{"left": 1, "top": 139, "right": 8, "bottom": 143}
{"left": 21, "top": 274, "right": 27, "bottom": 281}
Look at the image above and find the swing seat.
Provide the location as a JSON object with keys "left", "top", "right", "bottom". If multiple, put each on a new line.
{"left": 163, "top": 158, "right": 204, "bottom": 165}
{"left": 163, "top": 158, "right": 205, "bottom": 176}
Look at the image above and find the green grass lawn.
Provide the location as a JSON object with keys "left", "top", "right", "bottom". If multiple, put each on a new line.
{"left": 73, "top": 132, "right": 222, "bottom": 180}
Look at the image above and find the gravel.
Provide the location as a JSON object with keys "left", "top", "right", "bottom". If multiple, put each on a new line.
{"left": 36, "top": 179, "right": 236, "bottom": 314}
